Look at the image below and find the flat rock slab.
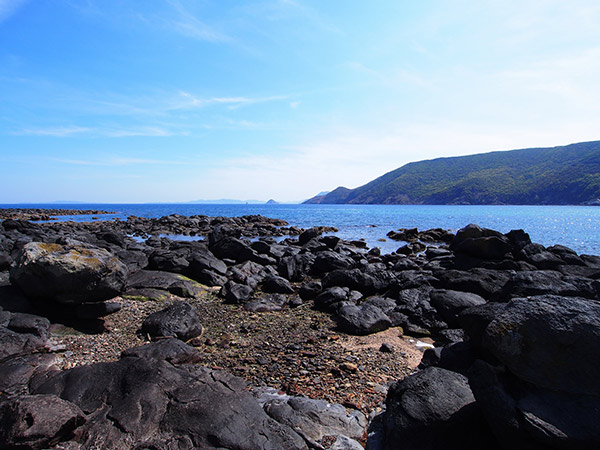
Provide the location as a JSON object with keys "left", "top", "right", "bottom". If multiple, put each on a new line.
{"left": 257, "top": 388, "right": 367, "bottom": 444}
{"left": 33, "top": 343, "right": 308, "bottom": 449}
{"left": 126, "top": 270, "right": 206, "bottom": 298}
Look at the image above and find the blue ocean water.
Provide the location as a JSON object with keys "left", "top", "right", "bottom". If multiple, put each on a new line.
{"left": 2, "top": 203, "right": 599, "bottom": 256}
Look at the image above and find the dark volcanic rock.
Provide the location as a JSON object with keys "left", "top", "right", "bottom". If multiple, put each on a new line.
{"left": 262, "top": 275, "right": 295, "bottom": 294}
{"left": 519, "top": 243, "right": 564, "bottom": 269}
{"left": 299, "top": 280, "right": 322, "bottom": 300}
{"left": 244, "top": 294, "right": 289, "bottom": 312}
{"left": 10, "top": 242, "right": 128, "bottom": 304}
{"left": 141, "top": 301, "right": 203, "bottom": 341}
{"left": 0, "top": 251, "right": 11, "bottom": 270}
{"left": 32, "top": 347, "right": 308, "bottom": 449}
{"left": 429, "top": 289, "right": 486, "bottom": 328}
{"left": 434, "top": 268, "right": 511, "bottom": 299}
{"left": 260, "top": 390, "right": 367, "bottom": 444}
{"left": 75, "top": 300, "right": 122, "bottom": 319}
{"left": 210, "top": 236, "right": 255, "bottom": 263}
{"left": 0, "top": 353, "right": 60, "bottom": 396}
{"left": 0, "top": 394, "right": 85, "bottom": 449}
{"left": 220, "top": 280, "right": 254, "bottom": 304}
{"left": 314, "top": 286, "right": 348, "bottom": 312}
{"left": 453, "top": 236, "right": 512, "bottom": 260}
{"left": 126, "top": 270, "right": 206, "bottom": 299}
{"left": 278, "top": 253, "right": 315, "bottom": 282}
{"left": 189, "top": 249, "right": 227, "bottom": 276}
{"left": 458, "top": 302, "right": 508, "bottom": 352}
{"left": 381, "top": 367, "right": 494, "bottom": 450}
{"left": 0, "top": 311, "right": 51, "bottom": 359}
{"left": 336, "top": 303, "right": 392, "bottom": 335}
{"left": 496, "top": 270, "right": 598, "bottom": 300}
{"left": 469, "top": 360, "right": 600, "bottom": 450}
{"left": 311, "top": 251, "right": 354, "bottom": 275}
{"left": 322, "top": 268, "right": 382, "bottom": 295}
{"left": 121, "top": 338, "right": 202, "bottom": 365}
{"left": 483, "top": 295, "right": 600, "bottom": 396}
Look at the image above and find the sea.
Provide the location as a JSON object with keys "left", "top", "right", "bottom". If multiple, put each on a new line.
{"left": 2, "top": 203, "right": 599, "bottom": 256}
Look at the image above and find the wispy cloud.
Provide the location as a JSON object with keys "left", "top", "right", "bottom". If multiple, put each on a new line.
{"left": 0, "top": 0, "right": 27, "bottom": 23}
{"left": 52, "top": 156, "right": 190, "bottom": 167}
{"left": 17, "top": 126, "right": 91, "bottom": 137}
{"left": 176, "top": 91, "right": 289, "bottom": 110}
{"left": 162, "top": 0, "right": 231, "bottom": 42}
{"left": 15, "top": 125, "right": 180, "bottom": 138}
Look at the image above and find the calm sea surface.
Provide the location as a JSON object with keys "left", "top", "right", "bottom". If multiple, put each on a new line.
{"left": 3, "top": 204, "right": 599, "bottom": 256}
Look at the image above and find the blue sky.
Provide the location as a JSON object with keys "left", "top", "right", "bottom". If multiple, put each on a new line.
{"left": 1, "top": 0, "right": 600, "bottom": 203}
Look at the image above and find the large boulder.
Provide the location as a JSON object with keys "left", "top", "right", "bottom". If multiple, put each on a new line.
{"left": 141, "top": 301, "right": 203, "bottom": 341}
{"left": 429, "top": 289, "right": 486, "bottom": 328}
{"left": 380, "top": 367, "right": 494, "bottom": 450}
{"left": 469, "top": 360, "right": 600, "bottom": 450}
{"left": 0, "top": 311, "right": 51, "bottom": 360}
{"left": 323, "top": 268, "right": 382, "bottom": 295}
{"left": 482, "top": 295, "right": 600, "bottom": 396}
{"left": 262, "top": 275, "right": 295, "bottom": 294}
{"left": 220, "top": 280, "right": 254, "bottom": 304}
{"left": 336, "top": 303, "right": 392, "bottom": 335}
{"left": 278, "top": 253, "right": 315, "bottom": 282}
{"left": 311, "top": 251, "right": 354, "bottom": 275}
{"left": 434, "top": 268, "right": 512, "bottom": 299}
{"left": 496, "top": 270, "right": 598, "bottom": 300}
{"left": 10, "top": 242, "right": 128, "bottom": 304}
{"left": 453, "top": 235, "right": 513, "bottom": 261}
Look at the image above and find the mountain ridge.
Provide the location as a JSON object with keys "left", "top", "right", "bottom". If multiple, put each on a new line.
{"left": 304, "top": 140, "right": 600, "bottom": 205}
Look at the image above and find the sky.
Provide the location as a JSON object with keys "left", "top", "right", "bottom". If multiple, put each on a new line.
{"left": 1, "top": 0, "right": 600, "bottom": 203}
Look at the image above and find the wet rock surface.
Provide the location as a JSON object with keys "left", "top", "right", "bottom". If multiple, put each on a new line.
{"left": 1, "top": 211, "right": 600, "bottom": 449}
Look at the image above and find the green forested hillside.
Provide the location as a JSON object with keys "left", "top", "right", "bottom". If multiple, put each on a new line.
{"left": 304, "top": 141, "right": 600, "bottom": 205}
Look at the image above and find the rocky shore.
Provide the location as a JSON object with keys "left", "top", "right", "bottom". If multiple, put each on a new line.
{"left": 1, "top": 210, "right": 599, "bottom": 449}
{"left": 0, "top": 208, "right": 115, "bottom": 222}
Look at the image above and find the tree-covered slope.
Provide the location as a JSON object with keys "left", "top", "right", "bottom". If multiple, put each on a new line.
{"left": 304, "top": 141, "right": 600, "bottom": 205}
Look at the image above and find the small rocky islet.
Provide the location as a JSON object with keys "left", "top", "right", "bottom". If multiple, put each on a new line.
{"left": 1, "top": 209, "right": 600, "bottom": 449}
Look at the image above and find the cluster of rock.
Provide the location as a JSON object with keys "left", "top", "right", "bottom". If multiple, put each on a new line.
{"left": 0, "top": 208, "right": 113, "bottom": 221}
{"left": 1, "top": 213, "right": 600, "bottom": 449}
{"left": 369, "top": 225, "right": 600, "bottom": 450}
{"left": 119, "top": 213, "right": 312, "bottom": 240}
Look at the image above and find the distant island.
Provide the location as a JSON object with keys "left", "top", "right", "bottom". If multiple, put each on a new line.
{"left": 305, "top": 140, "right": 600, "bottom": 205}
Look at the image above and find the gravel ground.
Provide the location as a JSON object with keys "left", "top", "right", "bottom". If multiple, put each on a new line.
{"left": 52, "top": 290, "right": 425, "bottom": 415}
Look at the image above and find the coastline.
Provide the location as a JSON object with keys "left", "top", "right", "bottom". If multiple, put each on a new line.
{"left": 1, "top": 210, "right": 599, "bottom": 449}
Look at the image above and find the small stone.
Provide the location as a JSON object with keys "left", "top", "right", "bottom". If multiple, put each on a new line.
{"left": 379, "top": 343, "right": 394, "bottom": 353}
{"left": 340, "top": 362, "right": 358, "bottom": 373}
